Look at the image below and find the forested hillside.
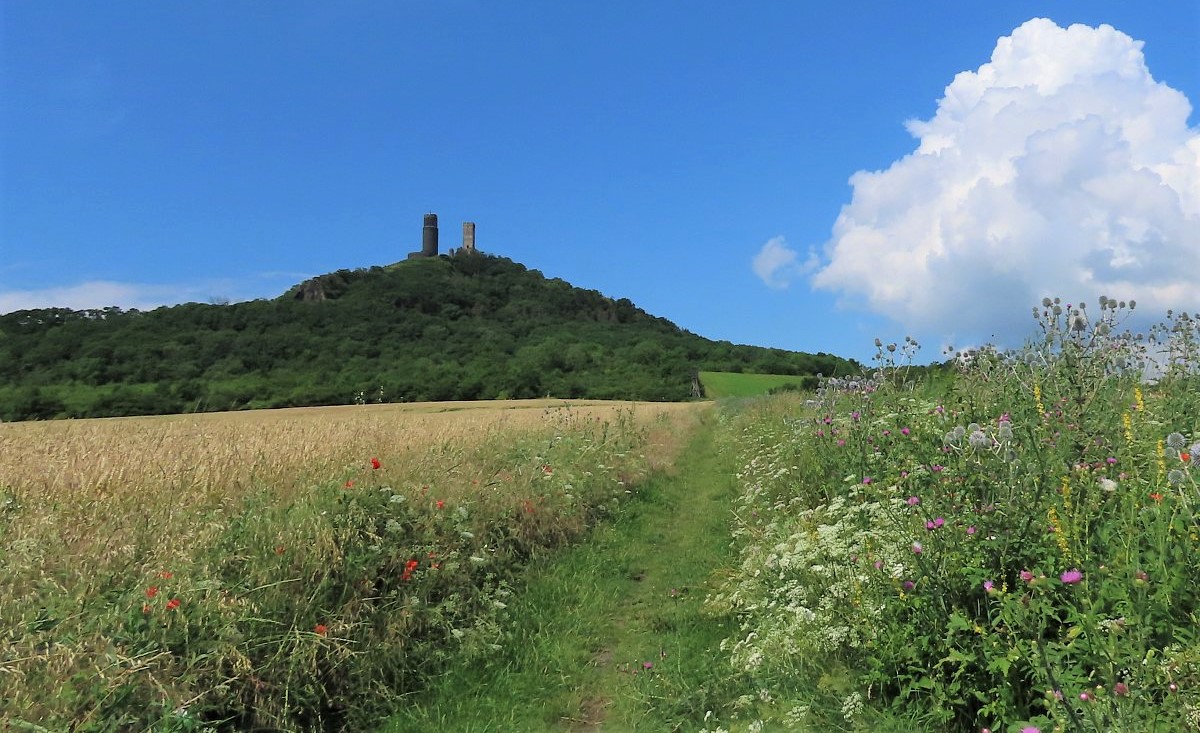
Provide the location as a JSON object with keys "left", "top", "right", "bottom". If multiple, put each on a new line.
{"left": 0, "top": 253, "right": 856, "bottom": 420}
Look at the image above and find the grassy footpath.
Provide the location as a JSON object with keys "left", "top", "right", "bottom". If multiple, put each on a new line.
{"left": 382, "top": 410, "right": 740, "bottom": 732}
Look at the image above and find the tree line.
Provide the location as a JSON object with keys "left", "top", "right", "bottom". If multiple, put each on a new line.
{"left": 0, "top": 253, "right": 858, "bottom": 421}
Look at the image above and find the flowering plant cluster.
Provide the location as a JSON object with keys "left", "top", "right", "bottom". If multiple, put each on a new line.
{"left": 711, "top": 298, "right": 1200, "bottom": 732}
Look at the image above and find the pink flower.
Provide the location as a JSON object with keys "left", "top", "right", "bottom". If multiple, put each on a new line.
{"left": 966, "top": 526, "right": 977, "bottom": 535}
{"left": 907, "top": 496, "right": 920, "bottom": 506}
{"left": 862, "top": 477, "right": 873, "bottom": 485}
{"left": 983, "top": 580, "right": 995, "bottom": 593}
{"left": 1020, "top": 570, "right": 1034, "bottom": 582}
{"left": 1060, "top": 568, "right": 1084, "bottom": 584}
{"left": 1113, "top": 682, "right": 1129, "bottom": 696}
{"left": 902, "top": 580, "right": 915, "bottom": 591}
{"left": 1022, "top": 727, "right": 1041, "bottom": 733}
{"left": 901, "top": 427, "right": 911, "bottom": 436}
{"left": 912, "top": 542, "right": 923, "bottom": 554}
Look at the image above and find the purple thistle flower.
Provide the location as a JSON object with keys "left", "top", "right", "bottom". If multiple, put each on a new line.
{"left": 907, "top": 496, "right": 920, "bottom": 506}
{"left": 983, "top": 580, "right": 995, "bottom": 592}
{"left": 1061, "top": 569, "right": 1084, "bottom": 584}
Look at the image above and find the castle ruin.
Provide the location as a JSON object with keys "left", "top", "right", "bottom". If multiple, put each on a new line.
{"left": 407, "top": 214, "right": 478, "bottom": 258}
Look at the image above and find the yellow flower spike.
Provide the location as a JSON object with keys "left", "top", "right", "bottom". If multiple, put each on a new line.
{"left": 1123, "top": 412, "right": 1134, "bottom": 448}
{"left": 1048, "top": 506, "right": 1071, "bottom": 560}
{"left": 1034, "top": 383, "right": 1045, "bottom": 416}
{"left": 1157, "top": 439, "right": 1166, "bottom": 482}
{"left": 1135, "top": 386, "right": 1145, "bottom": 412}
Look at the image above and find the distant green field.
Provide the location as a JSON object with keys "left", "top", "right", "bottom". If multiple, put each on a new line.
{"left": 698, "top": 371, "right": 815, "bottom": 398}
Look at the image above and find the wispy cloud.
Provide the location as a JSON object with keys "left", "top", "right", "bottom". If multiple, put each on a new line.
{"left": 753, "top": 236, "right": 815, "bottom": 289}
{"left": 0, "top": 274, "right": 309, "bottom": 314}
{"left": 810, "top": 18, "right": 1200, "bottom": 341}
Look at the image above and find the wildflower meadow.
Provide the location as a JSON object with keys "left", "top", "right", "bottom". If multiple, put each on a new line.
{"left": 708, "top": 298, "right": 1200, "bottom": 732}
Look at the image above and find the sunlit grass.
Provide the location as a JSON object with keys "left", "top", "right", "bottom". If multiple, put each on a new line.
{"left": 0, "top": 399, "right": 702, "bottom": 730}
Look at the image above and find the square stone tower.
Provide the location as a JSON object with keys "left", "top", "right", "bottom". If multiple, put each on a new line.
{"left": 462, "top": 222, "right": 476, "bottom": 253}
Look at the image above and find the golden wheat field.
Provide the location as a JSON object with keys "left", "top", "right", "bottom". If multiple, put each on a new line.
{"left": 1, "top": 400, "right": 706, "bottom": 727}
{"left": 0, "top": 399, "right": 702, "bottom": 580}
{"left": 0, "top": 399, "right": 700, "bottom": 501}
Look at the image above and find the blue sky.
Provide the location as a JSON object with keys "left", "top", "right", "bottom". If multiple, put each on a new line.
{"left": 2, "top": 2, "right": 1197, "bottom": 363}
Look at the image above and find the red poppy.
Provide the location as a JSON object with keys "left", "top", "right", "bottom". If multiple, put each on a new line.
{"left": 405, "top": 560, "right": 419, "bottom": 572}
{"left": 146, "top": 586, "right": 159, "bottom": 599}
{"left": 370, "top": 457, "right": 381, "bottom": 470}
{"left": 1149, "top": 492, "right": 1164, "bottom": 502}
{"left": 165, "top": 598, "right": 181, "bottom": 611}
{"left": 314, "top": 623, "right": 329, "bottom": 636}
{"left": 436, "top": 500, "right": 445, "bottom": 510}
{"left": 344, "top": 480, "right": 355, "bottom": 488}
{"left": 158, "top": 571, "right": 173, "bottom": 580}
{"left": 1182, "top": 452, "right": 1192, "bottom": 463}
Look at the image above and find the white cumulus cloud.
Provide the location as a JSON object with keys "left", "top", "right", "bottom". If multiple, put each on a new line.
{"left": 811, "top": 18, "right": 1200, "bottom": 342}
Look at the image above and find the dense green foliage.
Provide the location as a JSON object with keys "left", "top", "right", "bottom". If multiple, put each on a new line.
{"left": 0, "top": 253, "right": 855, "bottom": 420}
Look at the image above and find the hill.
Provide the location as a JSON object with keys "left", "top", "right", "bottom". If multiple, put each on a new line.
{"left": 0, "top": 253, "right": 858, "bottom": 420}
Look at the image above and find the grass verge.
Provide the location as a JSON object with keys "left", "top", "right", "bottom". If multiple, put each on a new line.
{"left": 383, "top": 408, "right": 742, "bottom": 731}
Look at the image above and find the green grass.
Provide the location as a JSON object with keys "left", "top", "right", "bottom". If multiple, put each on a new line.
{"left": 381, "top": 413, "right": 745, "bottom": 732}
{"left": 698, "top": 370, "right": 812, "bottom": 398}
